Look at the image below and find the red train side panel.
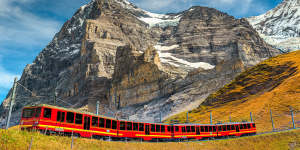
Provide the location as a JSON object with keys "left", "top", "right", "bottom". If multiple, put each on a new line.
{"left": 20, "top": 104, "right": 256, "bottom": 141}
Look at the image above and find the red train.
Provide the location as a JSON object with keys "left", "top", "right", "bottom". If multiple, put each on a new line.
{"left": 20, "top": 104, "right": 256, "bottom": 141}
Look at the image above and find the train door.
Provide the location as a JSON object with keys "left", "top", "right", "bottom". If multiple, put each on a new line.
{"left": 84, "top": 116, "right": 90, "bottom": 130}
{"left": 145, "top": 124, "right": 150, "bottom": 135}
{"left": 235, "top": 125, "right": 240, "bottom": 133}
{"left": 196, "top": 126, "right": 200, "bottom": 135}
{"left": 171, "top": 125, "right": 175, "bottom": 138}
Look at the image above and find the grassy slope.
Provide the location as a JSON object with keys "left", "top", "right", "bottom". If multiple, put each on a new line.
{"left": 0, "top": 128, "right": 299, "bottom": 150}
{"left": 166, "top": 51, "right": 300, "bottom": 132}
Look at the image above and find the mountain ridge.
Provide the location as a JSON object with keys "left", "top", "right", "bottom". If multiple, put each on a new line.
{"left": 247, "top": 0, "right": 300, "bottom": 52}
{"left": 0, "top": 0, "right": 279, "bottom": 127}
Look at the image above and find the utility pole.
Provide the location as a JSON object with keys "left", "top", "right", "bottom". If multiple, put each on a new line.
{"left": 96, "top": 101, "right": 99, "bottom": 115}
{"left": 186, "top": 111, "right": 189, "bottom": 123}
{"left": 210, "top": 112, "right": 213, "bottom": 124}
{"left": 53, "top": 90, "right": 57, "bottom": 106}
{"left": 160, "top": 111, "right": 162, "bottom": 123}
{"left": 270, "top": 109, "right": 275, "bottom": 131}
{"left": 290, "top": 107, "right": 296, "bottom": 129}
{"left": 6, "top": 77, "right": 18, "bottom": 129}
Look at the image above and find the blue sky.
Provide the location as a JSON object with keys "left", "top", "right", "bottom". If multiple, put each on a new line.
{"left": 0, "top": 0, "right": 282, "bottom": 103}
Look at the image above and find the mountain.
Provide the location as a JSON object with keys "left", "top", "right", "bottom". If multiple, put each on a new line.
{"left": 0, "top": 0, "right": 279, "bottom": 127}
{"left": 248, "top": 0, "right": 300, "bottom": 52}
{"left": 166, "top": 51, "right": 300, "bottom": 132}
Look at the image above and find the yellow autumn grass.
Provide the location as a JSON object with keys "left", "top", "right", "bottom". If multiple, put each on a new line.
{"left": 0, "top": 128, "right": 299, "bottom": 150}
{"left": 166, "top": 51, "right": 300, "bottom": 133}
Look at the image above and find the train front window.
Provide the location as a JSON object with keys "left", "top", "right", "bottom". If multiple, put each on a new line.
{"left": 43, "top": 108, "right": 52, "bottom": 119}
{"left": 22, "top": 108, "right": 34, "bottom": 118}
{"left": 35, "top": 108, "right": 41, "bottom": 117}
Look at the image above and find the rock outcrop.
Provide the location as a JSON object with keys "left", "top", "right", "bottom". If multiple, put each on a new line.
{"left": 0, "top": 0, "right": 279, "bottom": 126}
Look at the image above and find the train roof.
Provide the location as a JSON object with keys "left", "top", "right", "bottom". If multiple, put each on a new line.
{"left": 24, "top": 104, "right": 118, "bottom": 120}
{"left": 24, "top": 104, "right": 255, "bottom": 126}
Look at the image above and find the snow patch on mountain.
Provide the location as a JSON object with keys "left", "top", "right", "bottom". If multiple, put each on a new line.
{"left": 247, "top": 0, "right": 300, "bottom": 52}
{"left": 138, "top": 12, "right": 181, "bottom": 28}
{"left": 154, "top": 44, "right": 215, "bottom": 70}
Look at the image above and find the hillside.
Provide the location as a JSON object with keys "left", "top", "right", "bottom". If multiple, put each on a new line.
{"left": 0, "top": 128, "right": 299, "bottom": 150}
{"left": 166, "top": 51, "right": 300, "bottom": 132}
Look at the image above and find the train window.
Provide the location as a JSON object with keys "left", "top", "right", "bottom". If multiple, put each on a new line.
{"left": 151, "top": 124, "right": 155, "bottom": 132}
{"left": 191, "top": 126, "right": 195, "bottom": 132}
{"left": 43, "top": 108, "right": 52, "bottom": 119}
{"left": 99, "top": 118, "right": 105, "bottom": 127}
{"left": 186, "top": 126, "right": 191, "bottom": 132}
{"left": 106, "top": 119, "right": 111, "bottom": 128}
{"left": 231, "top": 125, "right": 235, "bottom": 130}
{"left": 239, "top": 124, "right": 243, "bottom": 129}
{"left": 213, "top": 126, "right": 216, "bottom": 132}
{"left": 182, "top": 127, "right": 186, "bottom": 132}
{"left": 161, "top": 125, "right": 165, "bottom": 132}
{"left": 209, "top": 126, "right": 213, "bottom": 132}
{"left": 175, "top": 126, "right": 179, "bottom": 132}
{"left": 120, "top": 121, "right": 126, "bottom": 130}
{"left": 92, "top": 117, "right": 98, "bottom": 127}
{"left": 218, "top": 126, "right": 222, "bottom": 131}
{"left": 156, "top": 125, "right": 161, "bottom": 132}
{"left": 112, "top": 120, "right": 117, "bottom": 129}
{"left": 167, "top": 126, "right": 171, "bottom": 132}
{"left": 227, "top": 125, "right": 231, "bottom": 130}
{"left": 205, "top": 126, "right": 209, "bottom": 132}
{"left": 127, "top": 122, "right": 132, "bottom": 130}
{"left": 35, "top": 108, "right": 41, "bottom": 117}
{"left": 252, "top": 124, "right": 256, "bottom": 128}
{"left": 139, "top": 123, "right": 144, "bottom": 131}
{"left": 222, "top": 125, "right": 226, "bottom": 131}
{"left": 133, "top": 123, "right": 139, "bottom": 131}
{"left": 247, "top": 124, "right": 251, "bottom": 129}
{"left": 57, "top": 111, "right": 65, "bottom": 122}
{"left": 66, "top": 112, "right": 74, "bottom": 123}
{"left": 57, "top": 111, "right": 61, "bottom": 122}
{"left": 201, "top": 126, "right": 205, "bottom": 132}
{"left": 75, "top": 114, "right": 82, "bottom": 124}
{"left": 22, "top": 108, "right": 34, "bottom": 118}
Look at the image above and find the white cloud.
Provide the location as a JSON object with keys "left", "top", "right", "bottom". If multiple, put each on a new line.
{"left": 0, "top": 0, "right": 61, "bottom": 46}
{"left": 0, "top": 66, "right": 18, "bottom": 90}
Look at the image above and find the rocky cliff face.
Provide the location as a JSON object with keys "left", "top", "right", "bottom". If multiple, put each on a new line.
{"left": 0, "top": 0, "right": 279, "bottom": 126}
{"left": 248, "top": 0, "right": 300, "bottom": 52}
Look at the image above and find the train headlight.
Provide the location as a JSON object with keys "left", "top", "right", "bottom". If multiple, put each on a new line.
{"left": 34, "top": 121, "right": 39, "bottom": 126}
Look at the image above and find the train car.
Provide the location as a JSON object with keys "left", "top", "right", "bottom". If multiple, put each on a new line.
{"left": 20, "top": 104, "right": 256, "bottom": 141}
